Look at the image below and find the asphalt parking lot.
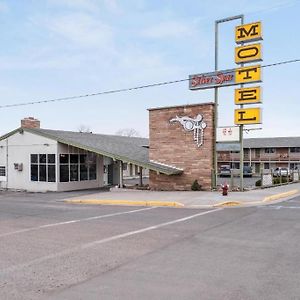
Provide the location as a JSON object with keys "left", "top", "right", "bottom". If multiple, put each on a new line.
{"left": 1, "top": 191, "right": 300, "bottom": 299}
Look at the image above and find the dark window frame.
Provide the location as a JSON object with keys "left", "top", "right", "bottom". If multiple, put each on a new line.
{"left": 0, "top": 166, "right": 6, "bottom": 177}
{"left": 264, "top": 148, "right": 276, "bottom": 154}
{"left": 59, "top": 153, "right": 97, "bottom": 183}
{"left": 290, "top": 147, "right": 300, "bottom": 153}
{"left": 31, "top": 154, "right": 56, "bottom": 182}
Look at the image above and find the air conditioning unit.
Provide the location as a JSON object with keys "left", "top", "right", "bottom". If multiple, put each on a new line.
{"left": 14, "top": 163, "right": 23, "bottom": 171}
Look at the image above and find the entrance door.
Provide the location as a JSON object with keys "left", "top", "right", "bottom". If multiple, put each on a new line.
{"left": 108, "top": 164, "right": 114, "bottom": 185}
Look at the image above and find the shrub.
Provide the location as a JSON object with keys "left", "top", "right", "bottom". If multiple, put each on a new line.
{"left": 191, "top": 180, "right": 201, "bottom": 191}
{"left": 255, "top": 179, "right": 262, "bottom": 187}
{"left": 273, "top": 177, "right": 292, "bottom": 185}
{"left": 273, "top": 177, "right": 289, "bottom": 185}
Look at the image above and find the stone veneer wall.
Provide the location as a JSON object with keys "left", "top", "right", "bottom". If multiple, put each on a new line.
{"left": 148, "top": 103, "right": 214, "bottom": 191}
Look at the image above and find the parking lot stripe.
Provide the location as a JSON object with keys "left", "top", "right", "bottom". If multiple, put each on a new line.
{"left": 0, "top": 207, "right": 155, "bottom": 238}
{"left": 1, "top": 208, "right": 222, "bottom": 275}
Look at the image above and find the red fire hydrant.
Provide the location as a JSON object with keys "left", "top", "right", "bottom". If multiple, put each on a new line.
{"left": 221, "top": 183, "right": 229, "bottom": 196}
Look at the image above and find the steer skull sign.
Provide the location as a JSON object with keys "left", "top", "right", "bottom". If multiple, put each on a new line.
{"left": 170, "top": 114, "right": 207, "bottom": 147}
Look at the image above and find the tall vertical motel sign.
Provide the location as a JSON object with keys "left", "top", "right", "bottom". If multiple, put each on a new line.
{"left": 189, "top": 21, "right": 263, "bottom": 123}
{"left": 234, "top": 22, "right": 263, "bottom": 125}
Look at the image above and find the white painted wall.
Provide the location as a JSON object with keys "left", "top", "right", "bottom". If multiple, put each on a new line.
{"left": 0, "top": 130, "right": 58, "bottom": 191}
{"left": 0, "top": 131, "right": 107, "bottom": 192}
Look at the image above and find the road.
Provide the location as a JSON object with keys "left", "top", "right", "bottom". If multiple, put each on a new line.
{"left": 0, "top": 191, "right": 300, "bottom": 299}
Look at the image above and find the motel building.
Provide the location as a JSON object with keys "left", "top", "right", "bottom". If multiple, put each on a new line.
{"left": 217, "top": 138, "right": 300, "bottom": 174}
{"left": 0, "top": 103, "right": 214, "bottom": 192}
{"left": 1, "top": 103, "right": 299, "bottom": 193}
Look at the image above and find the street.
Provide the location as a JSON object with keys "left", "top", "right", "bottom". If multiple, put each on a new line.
{"left": 0, "top": 191, "right": 300, "bottom": 299}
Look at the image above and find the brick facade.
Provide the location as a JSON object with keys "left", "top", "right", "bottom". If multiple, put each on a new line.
{"left": 21, "top": 117, "right": 40, "bottom": 129}
{"left": 149, "top": 103, "right": 214, "bottom": 191}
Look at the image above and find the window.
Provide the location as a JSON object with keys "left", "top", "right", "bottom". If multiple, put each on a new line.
{"left": 80, "top": 154, "right": 88, "bottom": 181}
{"left": 39, "top": 164, "right": 46, "bottom": 182}
{"left": 264, "top": 163, "right": 270, "bottom": 169}
{"left": 48, "top": 165, "right": 56, "bottom": 182}
{"left": 70, "top": 164, "right": 79, "bottom": 181}
{"left": 89, "top": 164, "right": 97, "bottom": 180}
{"left": 59, "top": 153, "right": 97, "bottom": 182}
{"left": 0, "top": 166, "right": 6, "bottom": 177}
{"left": 60, "top": 165, "right": 69, "bottom": 182}
{"left": 70, "top": 154, "right": 79, "bottom": 181}
{"left": 31, "top": 154, "right": 56, "bottom": 182}
{"left": 80, "top": 164, "right": 88, "bottom": 181}
{"left": 264, "top": 148, "right": 276, "bottom": 154}
{"left": 48, "top": 154, "right": 55, "bottom": 164}
{"left": 59, "top": 154, "right": 69, "bottom": 182}
{"left": 87, "top": 153, "right": 97, "bottom": 180}
{"left": 39, "top": 154, "right": 46, "bottom": 182}
{"left": 290, "top": 147, "right": 300, "bottom": 153}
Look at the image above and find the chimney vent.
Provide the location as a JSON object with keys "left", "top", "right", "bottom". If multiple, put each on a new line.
{"left": 21, "top": 117, "right": 40, "bottom": 129}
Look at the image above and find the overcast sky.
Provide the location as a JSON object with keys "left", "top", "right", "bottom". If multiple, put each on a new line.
{"left": 0, "top": 0, "right": 299, "bottom": 138}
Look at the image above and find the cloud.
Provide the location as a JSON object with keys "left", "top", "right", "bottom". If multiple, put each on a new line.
{"left": 0, "top": 1, "right": 8, "bottom": 13}
{"left": 141, "top": 20, "right": 196, "bottom": 39}
{"left": 47, "top": 0, "right": 98, "bottom": 12}
{"left": 103, "top": 0, "right": 122, "bottom": 14}
{"left": 44, "top": 12, "right": 114, "bottom": 49}
{"left": 0, "top": 52, "right": 85, "bottom": 70}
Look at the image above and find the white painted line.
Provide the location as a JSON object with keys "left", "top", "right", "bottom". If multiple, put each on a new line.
{"left": 1, "top": 208, "right": 222, "bottom": 275}
{"left": 266, "top": 205, "right": 300, "bottom": 210}
{"left": 0, "top": 207, "right": 155, "bottom": 238}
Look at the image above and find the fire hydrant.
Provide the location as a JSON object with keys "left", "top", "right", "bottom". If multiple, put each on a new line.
{"left": 221, "top": 183, "right": 229, "bottom": 196}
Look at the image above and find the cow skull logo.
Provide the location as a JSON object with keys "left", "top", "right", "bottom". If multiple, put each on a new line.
{"left": 170, "top": 114, "right": 207, "bottom": 147}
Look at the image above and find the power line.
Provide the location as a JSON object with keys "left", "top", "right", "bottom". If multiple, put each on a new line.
{"left": 0, "top": 58, "right": 299, "bottom": 109}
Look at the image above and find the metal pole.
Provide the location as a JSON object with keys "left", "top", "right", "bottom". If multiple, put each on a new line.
{"left": 214, "top": 15, "right": 244, "bottom": 191}
{"left": 119, "top": 161, "right": 124, "bottom": 188}
{"left": 213, "top": 20, "right": 219, "bottom": 190}
{"left": 239, "top": 15, "right": 244, "bottom": 191}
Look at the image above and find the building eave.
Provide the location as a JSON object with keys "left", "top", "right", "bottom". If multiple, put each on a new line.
{"left": 23, "top": 128, "right": 182, "bottom": 176}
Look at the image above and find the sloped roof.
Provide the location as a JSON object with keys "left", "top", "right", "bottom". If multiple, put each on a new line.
{"left": 243, "top": 137, "right": 300, "bottom": 148}
{"left": 217, "top": 136, "right": 300, "bottom": 151}
{"left": 0, "top": 127, "right": 182, "bottom": 175}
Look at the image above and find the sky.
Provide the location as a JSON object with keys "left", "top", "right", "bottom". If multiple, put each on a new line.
{"left": 0, "top": 0, "right": 299, "bottom": 138}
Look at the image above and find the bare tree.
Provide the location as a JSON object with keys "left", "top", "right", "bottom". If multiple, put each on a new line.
{"left": 115, "top": 128, "right": 140, "bottom": 137}
{"left": 77, "top": 124, "right": 92, "bottom": 133}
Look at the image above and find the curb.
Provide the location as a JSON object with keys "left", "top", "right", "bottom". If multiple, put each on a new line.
{"left": 65, "top": 199, "right": 184, "bottom": 208}
{"left": 213, "top": 201, "right": 242, "bottom": 207}
{"left": 263, "top": 189, "right": 299, "bottom": 202}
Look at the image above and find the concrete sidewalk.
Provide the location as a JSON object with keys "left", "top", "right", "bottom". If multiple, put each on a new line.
{"left": 64, "top": 182, "right": 300, "bottom": 208}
